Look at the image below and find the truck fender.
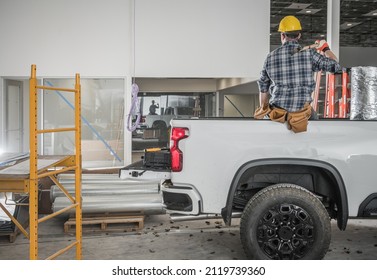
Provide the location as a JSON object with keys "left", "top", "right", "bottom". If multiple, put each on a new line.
{"left": 221, "top": 158, "right": 348, "bottom": 230}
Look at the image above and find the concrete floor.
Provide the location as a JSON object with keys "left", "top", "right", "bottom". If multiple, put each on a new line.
{"left": 0, "top": 214, "right": 377, "bottom": 260}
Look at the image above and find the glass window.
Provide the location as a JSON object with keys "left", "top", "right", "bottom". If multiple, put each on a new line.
{"left": 43, "top": 78, "right": 124, "bottom": 168}
{"left": 132, "top": 92, "right": 215, "bottom": 157}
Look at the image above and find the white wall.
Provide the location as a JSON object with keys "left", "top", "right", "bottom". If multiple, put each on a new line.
{"left": 135, "top": 0, "right": 269, "bottom": 78}
{"left": 0, "top": 0, "right": 269, "bottom": 78}
{"left": 0, "top": 0, "right": 132, "bottom": 77}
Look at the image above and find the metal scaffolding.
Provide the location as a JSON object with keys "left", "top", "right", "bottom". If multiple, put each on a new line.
{"left": 0, "top": 64, "right": 82, "bottom": 260}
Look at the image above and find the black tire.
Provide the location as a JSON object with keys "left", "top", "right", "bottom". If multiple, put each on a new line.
{"left": 240, "top": 183, "right": 331, "bottom": 260}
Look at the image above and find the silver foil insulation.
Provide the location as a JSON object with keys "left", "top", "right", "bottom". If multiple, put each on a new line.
{"left": 51, "top": 174, "right": 165, "bottom": 216}
{"left": 351, "top": 66, "right": 377, "bottom": 120}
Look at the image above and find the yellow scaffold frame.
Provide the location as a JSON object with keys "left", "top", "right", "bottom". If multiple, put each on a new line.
{"left": 0, "top": 64, "right": 82, "bottom": 260}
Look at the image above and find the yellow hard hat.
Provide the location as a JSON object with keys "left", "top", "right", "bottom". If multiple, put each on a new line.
{"left": 278, "top": 15, "right": 302, "bottom": 32}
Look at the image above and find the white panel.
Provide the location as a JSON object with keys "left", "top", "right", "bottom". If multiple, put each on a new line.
{"left": 135, "top": 0, "right": 269, "bottom": 77}
{"left": 0, "top": 0, "right": 132, "bottom": 76}
{"left": 0, "top": 0, "right": 269, "bottom": 78}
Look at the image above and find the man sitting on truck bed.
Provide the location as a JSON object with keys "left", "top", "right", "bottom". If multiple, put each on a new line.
{"left": 255, "top": 15, "right": 341, "bottom": 132}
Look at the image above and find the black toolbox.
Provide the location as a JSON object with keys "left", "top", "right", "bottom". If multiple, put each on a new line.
{"left": 143, "top": 149, "right": 171, "bottom": 169}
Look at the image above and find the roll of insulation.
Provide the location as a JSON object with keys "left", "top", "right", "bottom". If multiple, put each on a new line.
{"left": 351, "top": 66, "right": 377, "bottom": 120}
{"left": 58, "top": 173, "right": 120, "bottom": 180}
{"left": 50, "top": 183, "right": 159, "bottom": 202}
{"left": 58, "top": 178, "right": 160, "bottom": 186}
{"left": 52, "top": 193, "right": 165, "bottom": 215}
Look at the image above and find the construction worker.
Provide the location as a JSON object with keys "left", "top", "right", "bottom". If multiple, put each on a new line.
{"left": 255, "top": 15, "right": 341, "bottom": 131}
{"left": 149, "top": 100, "right": 159, "bottom": 115}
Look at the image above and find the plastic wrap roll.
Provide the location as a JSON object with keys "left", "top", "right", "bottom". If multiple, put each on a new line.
{"left": 57, "top": 173, "right": 158, "bottom": 184}
{"left": 351, "top": 66, "right": 377, "bottom": 120}
{"left": 50, "top": 183, "right": 159, "bottom": 202}
{"left": 52, "top": 193, "right": 165, "bottom": 215}
{"left": 58, "top": 173, "right": 120, "bottom": 181}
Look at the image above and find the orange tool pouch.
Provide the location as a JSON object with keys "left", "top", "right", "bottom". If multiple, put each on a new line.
{"left": 286, "top": 103, "right": 312, "bottom": 133}
{"left": 269, "top": 107, "right": 287, "bottom": 123}
{"left": 254, "top": 103, "right": 271, "bottom": 119}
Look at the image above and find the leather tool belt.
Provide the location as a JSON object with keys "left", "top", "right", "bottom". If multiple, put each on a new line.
{"left": 254, "top": 103, "right": 312, "bottom": 133}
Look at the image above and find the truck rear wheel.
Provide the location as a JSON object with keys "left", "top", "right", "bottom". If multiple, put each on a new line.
{"left": 240, "top": 183, "right": 331, "bottom": 260}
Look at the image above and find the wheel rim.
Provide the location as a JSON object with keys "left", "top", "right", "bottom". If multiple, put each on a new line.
{"left": 256, "top": 203, "right": 315, "bottom": 259}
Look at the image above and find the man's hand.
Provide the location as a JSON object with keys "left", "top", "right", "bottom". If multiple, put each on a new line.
{"left": 315, "top": 40, "right": 330, "bottom": 52}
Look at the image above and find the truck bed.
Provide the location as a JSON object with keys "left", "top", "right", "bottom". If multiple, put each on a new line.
{"left": 169, "top": 118, "right": 377, "bottom": 217}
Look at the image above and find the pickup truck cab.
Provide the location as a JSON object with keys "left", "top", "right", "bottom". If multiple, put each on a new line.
{"left": 159, "top": 117, "right": 377, "bottom": 260}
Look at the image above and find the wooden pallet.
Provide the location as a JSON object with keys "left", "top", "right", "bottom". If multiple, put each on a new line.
{"left": 0, "top": 231, "right": 19, "bottom": 243}
{"left": 64, "top": 214, "right": 144, "bottom": 233}
{"left": 0, "top": 221, "right": 28, "bottom": 243}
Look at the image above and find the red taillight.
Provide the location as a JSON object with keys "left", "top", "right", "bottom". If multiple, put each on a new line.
{"left": 170, "top": 127, "right": 189, "bottom": 172}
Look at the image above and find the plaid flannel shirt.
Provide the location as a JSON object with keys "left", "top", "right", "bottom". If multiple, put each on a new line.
{"left": 257, "top": 40, "right": 342, "bottom": 112}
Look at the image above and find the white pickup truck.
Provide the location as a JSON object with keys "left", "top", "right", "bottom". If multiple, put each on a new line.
{"left": 157, "top": 118, "right": 377, "bottom": 260}
{"left": 144, "top": 106, "right": 194, "bottom": 128}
